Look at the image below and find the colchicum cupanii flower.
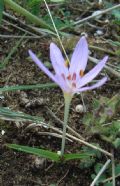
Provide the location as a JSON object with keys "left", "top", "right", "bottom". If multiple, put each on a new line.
{"left": 29, "top": 36, "right": 108, "bottom": 156}
{"left": 29, "top": 36, "right": 108, "bottom": 97}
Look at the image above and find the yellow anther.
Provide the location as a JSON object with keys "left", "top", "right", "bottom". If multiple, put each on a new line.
{"left": 80, "top": 70, "right": 84, "bottom": 77}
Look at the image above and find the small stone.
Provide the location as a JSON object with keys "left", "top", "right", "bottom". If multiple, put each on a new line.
{"left": 81, "top": 32, "right": 88, "bottom": 38}
{"left": 105, "top": 19, "right": 109, "bottom": 23}
{"left": 75, "top": 104, "right": 84, "bottom": 113}
{"left": 34, "top": 157, "right": 45, "bottom": 168}
{"left": 1, "top": 130, "right": 5, "bottom": 135}
{"left": 57, "top": 151, "right": 61, "bottom": 156}
{"left": 94, "top": 30, "right": 104, "bottom": 36}
{"left": 92, "top": 10, "right": 102, "bottom": 20}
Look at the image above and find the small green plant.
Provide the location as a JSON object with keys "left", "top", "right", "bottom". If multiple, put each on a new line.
{"left": 25, "top": 0, "right": 42, "bottom": 16}
{"left": 79, "top": 145, "right": 102, "bottom": 169}
{"left": 0, "top": 0, "right": 4, "bottom": 24}
{"left": 91, "top": 163, "right": 120, "bottom": 185}
{"left": 104, "top": 1, "right": 120, "bottom": 25}
{"left": 83, "top": 94, "right": 120, "bottom": 147}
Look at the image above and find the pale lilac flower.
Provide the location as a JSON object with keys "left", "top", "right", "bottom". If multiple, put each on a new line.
{"left": 29, "top": 36, "right": 108, "bottom": 96}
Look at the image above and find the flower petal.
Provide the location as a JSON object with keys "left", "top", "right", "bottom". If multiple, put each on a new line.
{"left": 29, "top": 50, "right": 59, "bottom": 84}
{"left": 55, "top": 74, "right": 68, "bottom": 92}
{"left": 78, "top": 77, "right": 107, "bottom": 92}
{"left": 69, "top": 36, "right": 88, "bottom": 75}
{"left": 77, "top": 56, "right": 108, "bottom": 88}
{"left": 50, "top": 43, "right": 68, "bottom": 75}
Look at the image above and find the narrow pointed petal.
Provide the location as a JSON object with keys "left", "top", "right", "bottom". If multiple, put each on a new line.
{"left": 77, "top": 56, "right": 108, "bottom": 88}
{"left": 50, "top": 43, "right": 68, "bottom": 75}
{"left": 29, "top": 50, "right": 59, "bottom": 84}
{"left": 69, "top": 36, "right": 88, "bottom": 75}
{"left": 78, "top": 77, "right": 107, "bottom": 92}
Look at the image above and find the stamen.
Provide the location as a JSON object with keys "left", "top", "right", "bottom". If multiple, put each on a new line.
{"left": 80, "top": 70, "right": 84, "bottom": 77}
{"left": 67, "top": 74, "right": 71, "bottom": 80}
{"left": 72, "top": 73, "right": 76, "bottom": 80}
{"left": 61, "top": 73, "right": 65, "bottom": 80}
{"left": 72, "top": 82, "right": 76, "bottom": 88}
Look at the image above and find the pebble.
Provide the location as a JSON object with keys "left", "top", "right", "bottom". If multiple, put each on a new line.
{"left": 92, "top": 10, "right": 102, "bottom": 20}
{"left": 75, "top": 104, "right": 84, "bottom": 113}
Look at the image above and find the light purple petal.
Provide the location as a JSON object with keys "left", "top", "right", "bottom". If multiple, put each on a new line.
{"left": 77, "top": 56, "right": 108, "bottom": 88}
{"left": 29, "top": 50, "right": 59, "bottom": 85}
{"left": 69, "top": 36, "right": 88, "bottom": 75}
{"left": 78, "top": 77, "right": 107, "bottom": 92}
{"left": 50, "top": 43, "right": 69, "bottom": 75}
{"left": 55, "top": 74, "right": 68, "bottom": 92}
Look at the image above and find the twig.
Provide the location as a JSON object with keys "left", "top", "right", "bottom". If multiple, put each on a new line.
{"left": 45, "top": 106, "right": 85, "bottom": 140}
{"left": 3, "top": 19, "right": 38, "bottom": 36}
{"left": 73, "top": 4, "right": 120, "bottom": 26}
{"left": 89, "top": 56, "right": 120, "bottom": 78}
{"left": 25, "top": 122, "right": 112, "bottom": 157}
{"left": 57, "top": 169, "right": 69, "bottom": 185}
{"left": 0, "top": 35, "right": 43, "bottom": 39}
{"left": 111, "top": 150, "right": 116, "bottom": 186}
{"left": 4, "top": 0, "right": 53, "bottom": 31}
{"left": 66, "top": 134, "right": 113, "bottom": 157}
{"left": 43, "top": 0, "right": 70, "bottom": 64}
{"left": 89, "top": 45, "right": 116, "bottom": 56}
{"left": 3, "top": 11, "right": 68, "bottom": 37}
{"left": 102, "top": 173, "right": 120, "bottom": 183}
{"left": 90, "top": 159, "right": 111, "bottom": 186}
{"left": 3, "top": 11, "right": 46, "bottom": 36}
{"left": 37, "top": 132, "right": 72, "bottom": 142}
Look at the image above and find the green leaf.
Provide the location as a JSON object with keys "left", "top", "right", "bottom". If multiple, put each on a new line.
{"left": 7, "top": 144, "right": 60, "bottom": 162}
{"left": 104, "top": 2, "right": 120, "bottom": 20}
{"left": 7, "top": 144, "right": 92, "bottom": 162}
{"left": 0, "top": 107, "right": 44, "bottom": 122}
{"left": 82, "top": 112, "right": 94, "bottom": 126}
{"left": 113, "top": 138, "right": 120, "bottom": 148}
{"left": 0, "top": 0, "right": 4, "bottom": 24}
{"left": 104, "top": 183, "right": 112, "bottom": 186}
{"left": 64, "top": 153, "right": 91, "bottom": 161}
{"left": 115, "top": 164, "right": 120, "bottom": 175}
{"left": 27, "top": 0, "right": 42, "bottom": 16}
{"left": 0, "top": 83, "right": 57, "bottom": 92}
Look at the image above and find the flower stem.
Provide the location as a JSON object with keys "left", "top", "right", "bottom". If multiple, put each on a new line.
{"left": 61, "top": 94, "right": 72, "bottom": 156}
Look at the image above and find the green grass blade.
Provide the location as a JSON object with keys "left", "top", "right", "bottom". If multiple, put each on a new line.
{"left": 0, "top": 83, "right": 57, "bottom": 92}
{"left": 4, "top": 0, "right": 53, "bottom": 31}
{"left": 0, "top": 0, "right": 4, "bottom": 24}
{"left": 6, "top": 144, "right": 60, "bottom": 162}
{"left": 0, "top": 107, "right": 44, "bottom": 122}
{"left": 64, "top": 153, "right": 92, "bottom": 161}
{"left": 6, "top": 143, "right": 92, "bottom": 162}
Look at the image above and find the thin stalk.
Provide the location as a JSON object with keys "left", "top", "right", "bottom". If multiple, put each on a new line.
{"left": 43, "top": 0, "right": 70, "bottom": 64}
{"left": 111, "top": 150, "right": 116, "bottom": 186}
{"left": 90, "top": 159, "right": 111, "bottom": 186}
{"left": 61, "top": 94, "right": 72, "bottom": 156}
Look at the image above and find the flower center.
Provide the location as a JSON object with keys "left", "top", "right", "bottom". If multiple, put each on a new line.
{"left": 61, "top": 72, "right": 77, "bottom": 90}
